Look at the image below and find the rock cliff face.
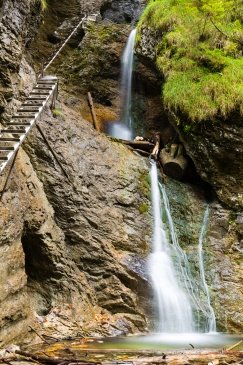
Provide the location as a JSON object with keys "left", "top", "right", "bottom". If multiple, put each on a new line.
{"left": 0, "top": 0, "right": 152, "bottom": 346}
{"left": 165, "top": 180, "right": 243, "bottom": 333}
{"left": 0, "top": 0, "right": 40, "bottom": 119}
{"left": 0, "top": 100, "right": 152, "bottom": 345}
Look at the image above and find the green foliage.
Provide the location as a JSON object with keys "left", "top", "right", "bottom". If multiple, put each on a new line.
{"left": 138, "top": 202, "right": 149, "bottom": 214}
{"left": 138, "top": 0, "right": 243, "bottom": 123}
{"left": 40, "top": 0, "right": 47, "bottom": 11}
{"left": 138, "top": 170, "right": 151, "bottom": 198}
{"left": 52, "top": 107, "right": 63, "bottom": 118}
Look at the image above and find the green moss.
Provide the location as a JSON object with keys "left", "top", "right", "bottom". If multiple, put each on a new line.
{"left": 229, "top": 211, "right": 237, "bottom": 225}
{"left": 52, "top": 107, "right": 63, "bottom": 118}
{"left": 52, "top": 23, "right": 128, "bottom": 102}
{"left": 138, "top": 170, "right": 151, "bottom": 198}
{"left": 138, "top": 202, "right": 149, "bottom": 214}
{"left": 138, "top": 0, "right": 243, "bottom": 123}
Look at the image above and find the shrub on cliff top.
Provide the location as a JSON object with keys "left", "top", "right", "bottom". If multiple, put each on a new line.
{"left": 138, "top": 0, "right": 243, "bottom": 123}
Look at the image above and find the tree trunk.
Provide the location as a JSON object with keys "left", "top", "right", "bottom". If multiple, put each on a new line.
{"left": 159, "top": 144, "right": 187, "bottom": 180}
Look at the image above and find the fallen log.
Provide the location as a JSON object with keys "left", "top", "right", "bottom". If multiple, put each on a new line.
{"left": 159, "top": 144, "right": 188, "bottom": 180}
{"left": 15, "top": 350, "right": 99, "bottom": 365}
{"left": 116, "top": 139, "right": 154, "bottom": 151}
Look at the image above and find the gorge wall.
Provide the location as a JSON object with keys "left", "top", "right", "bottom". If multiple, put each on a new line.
{"left": 0, "top": 0, "right": 242, "bottom": 346}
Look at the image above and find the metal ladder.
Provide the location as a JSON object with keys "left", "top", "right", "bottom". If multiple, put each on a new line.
{"left": 0, "top": 15, "right": 87, "bottom": 177}
{"left": 0, "top": 75, "right": 58, "bottom": 175}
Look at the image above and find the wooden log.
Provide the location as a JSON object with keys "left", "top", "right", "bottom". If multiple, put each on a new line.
{"left": 117, "top": 139, "right": 154, "bottom": 151}
{"left": 87, "top": 92, "right": 100, "bottom": 132}
{"left": 159, "top": 145, "right": 188, "bottom": 180}
{"left": 15, "top": 350, "right": 98, "bottom": 365}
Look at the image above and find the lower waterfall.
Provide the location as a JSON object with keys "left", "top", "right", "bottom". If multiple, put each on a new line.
{"left": 148, "top": 161, "right": 194, "bottom": 332}
{"left": 148, "top": 161, "right": 216, "bottom": 333}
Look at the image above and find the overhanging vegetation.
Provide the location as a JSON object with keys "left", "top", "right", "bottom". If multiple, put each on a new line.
{"left": 137, "top": 0, "right": 243, "bottom": 123}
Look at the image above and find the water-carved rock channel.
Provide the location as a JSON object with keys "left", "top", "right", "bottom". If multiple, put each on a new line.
{"left": 0, "top": 0, "right": 242, "bottom": 363}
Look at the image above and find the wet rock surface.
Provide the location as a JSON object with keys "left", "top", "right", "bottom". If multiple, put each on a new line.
{"left": 170, "top": 113, "right": 243, "bottom": 210}
{"left": 165, "top": 179, "right": 243, "bottom": 332}
{"left": 100, "top": 0, "right": 145, "bottom": 24}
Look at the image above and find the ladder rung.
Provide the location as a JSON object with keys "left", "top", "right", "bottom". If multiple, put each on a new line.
{"left": 17, "top": 108, "right": 40, "bottom": 112}
{"left": 0, "top": 156, "right": 8, "bottom": 161}
{"left": 39, "top": 76, "right": 57, "bottom": 81}
{"left": 30, "top": 92, "right": 50, "bottom": 95}
{"left": 12, "top": 115, "right": 35, "bottom": 119}
{"left": 7, "top": 122, "right": 31, "bottom": 126}
{"left": 0, "top": 137, "right": 20, "bottom": 141}
{"left": 38, "top": 81, "right": 56, "bottom": 85}
{"left": 0, "top": 146, "right": 15, "bottom": 151}
{"left": 34, "top": 86, "right": 53, "bottom": 90}
{"left": 28, "top": 97, "right": 46, "bottom": 100}
{"left": 1, "top": 129, "right": 25, "bottom": 134}
{"left": 22, "top": 103, "right": 43, "bottom": 107}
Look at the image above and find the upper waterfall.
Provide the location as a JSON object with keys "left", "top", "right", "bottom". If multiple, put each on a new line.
{"left": 120, "top": 28, "right": 137, "bottom": 136}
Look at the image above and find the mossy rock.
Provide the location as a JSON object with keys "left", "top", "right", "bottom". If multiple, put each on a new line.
{"left": 138, "top": 0, "right": 243, "bottom": 124}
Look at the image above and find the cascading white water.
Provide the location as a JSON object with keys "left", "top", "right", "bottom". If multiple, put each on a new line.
{"left": 159, "top": 182, "right": 213, "bottom": 328}
{"left": 198, "top": 206, "right": 217, "bottom": 333}
{"left": 148, "top": 161, "right": 194, "bottom": 332}
{"left": 120, "top": 28, "right": 137, "bottom": 134}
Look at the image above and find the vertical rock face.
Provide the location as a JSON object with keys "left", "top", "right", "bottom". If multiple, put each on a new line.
{"left": 0, "top": 0, "right": 40, "bottom": 117}
{"left": 165, "top": 180, "right": 243, "bottom": 332}
{"left": 100, "top": 0, "right": 146, "bottom": 24}
{"left": 172, "top": 114, "right": 243, "bottom": 210}
{"left": 0, "top": 149, "right": 68, "bottom": 345}
{"left": 24, "top": 102, "right": 152, "bottom": 336}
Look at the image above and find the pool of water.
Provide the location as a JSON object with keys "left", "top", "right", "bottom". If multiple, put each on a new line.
{"left": 71, "top": 333, "right": 242, "bottom": 351}
{"left": 35, "top": 333, "right": 242, "bottom": 358}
